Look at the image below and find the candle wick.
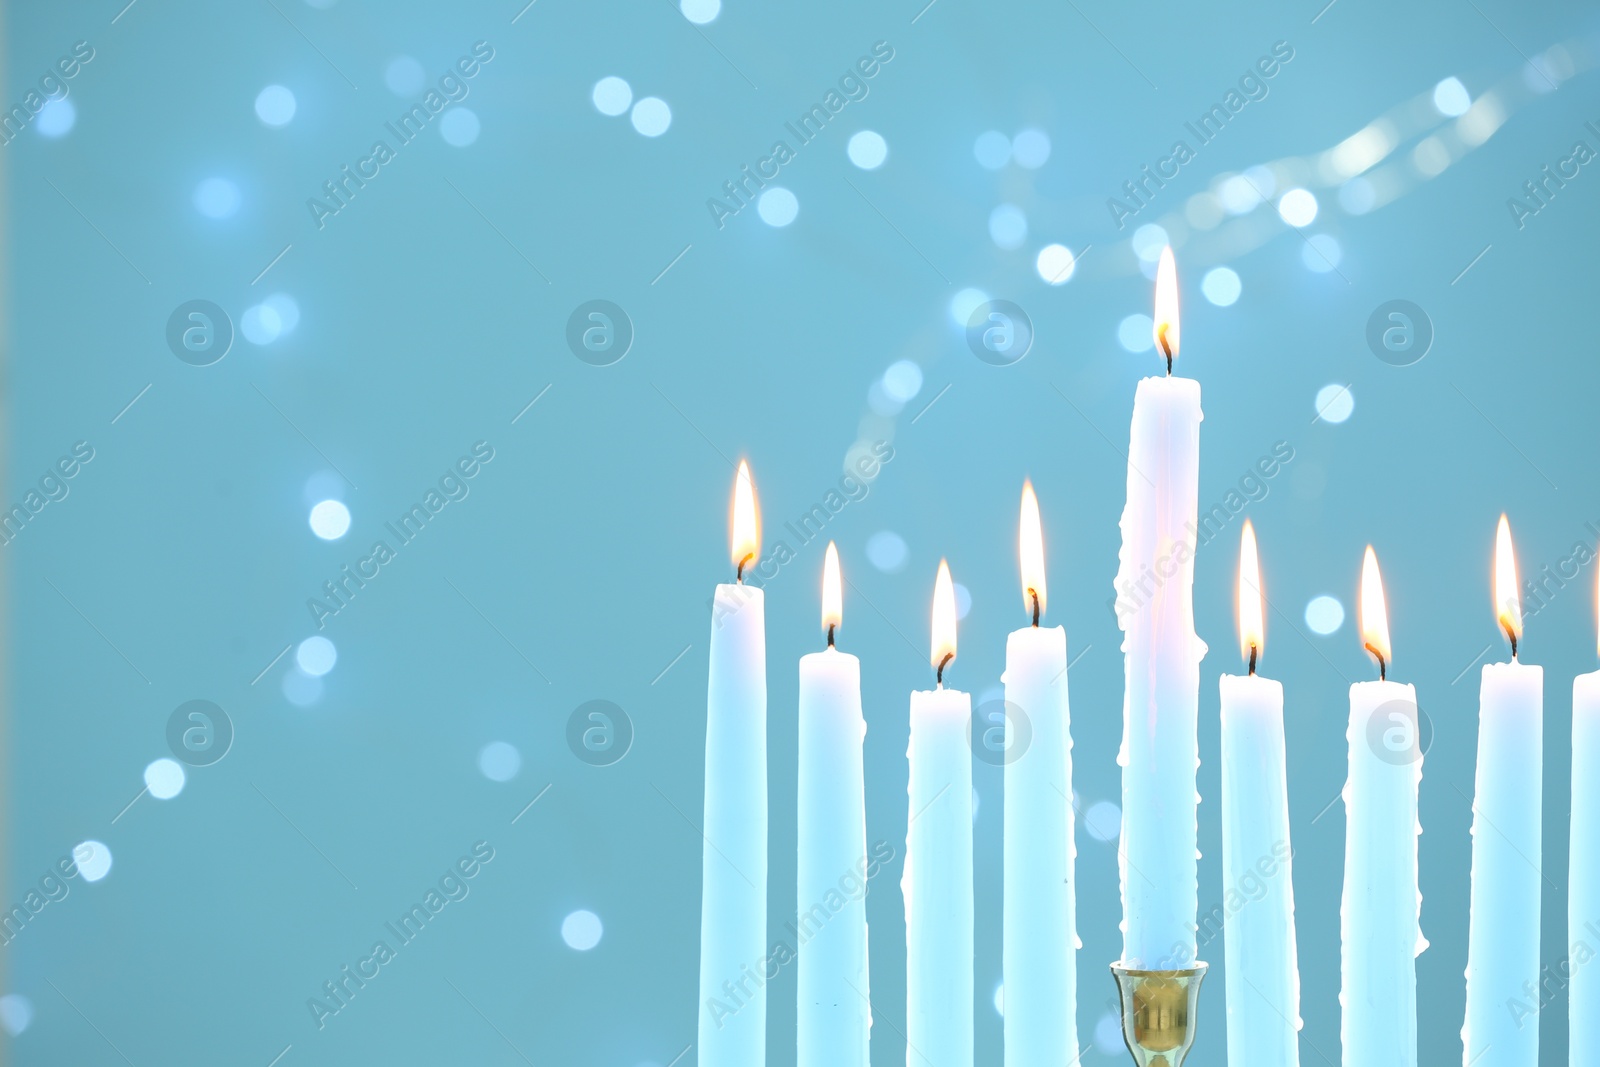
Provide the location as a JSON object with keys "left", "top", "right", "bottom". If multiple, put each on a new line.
{"left": 936, "top": 652, "right": 954, "bottom": 687}
{"left": 1503, "top": 620, "right": 1519, "bottom": 661}
{"left": 1029, "top": 588, "right": 1040, "bottom": 627}
{"left": 1158, "top": 326, "right": 1173, "bottom": 376}
{"left": 1365, "top": 642, "right": 1387, "bottom": 682}
{"left": 1248, "top": 644, "right": 1258, "bottom": 676}
{"left": 736, "top": 552, "right": 753, "bottom": 584}
{"left": 827, "top": 623, "right": 836, "bottom": 648}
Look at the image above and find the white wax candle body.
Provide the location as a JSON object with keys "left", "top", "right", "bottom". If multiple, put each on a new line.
{"left": 1002, "top": 625, "right": 1077, "bottom": 1066}
{"left": 1115, "top": 374, "right": 1204, "bottom": 967}
{"left": 699, "top": 584, "right": 768, "bottom": 1066}
{"left": 797, "top": 647, "right": 870, "bottom": 1067}
{"left": 1219, "top": 673, "right": 1300, "bottom": 1067}
{"left": 1572, "top": 672, "right": 1600, "bottom": 1065}
{"left": 1341, "top": 679, "right": 1425, "bottom": 1067}
{"left": 904, "top": 686, "right": 973, "bottom": 1067}
{"left": 1463, "top": 660, "right": 1543, "bottom": 1066}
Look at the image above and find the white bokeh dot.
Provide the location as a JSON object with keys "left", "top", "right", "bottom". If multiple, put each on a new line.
{"left": 592, "top": 76, "right": 632, "bottom": 116}
{"left": 264, "top": 293, "right": 299, "bottom": 335}
{"left": 882, "top": 360, "right": 923, "bottom": 403}
{"left": 1131, "top": 224, "right": 1169, "bottom": 262}
{"left": 757, "top": 187, "right": 798, "bottom": 227}
{"left": 1036, "top": 244, "right": 1076, "bottom": 285}
{"left": 866, "top": 531, "right": 908, "bottom": 573}
{"left": 1278, "top": 188, "right": 1318, "bottom": 227}
{"left": 993, "top": 981, "right": 1005, "bottom": 1017}
{"left": 630, "top": 97, "right": 671, "bottom": 137}
{"left": 283, "top": 669, "right": 323, "bottom": 707}
{"left": 974, "top": 130, "right": 1010, "bottom": 170}
{"left": 1302, "top": 234, "right": 1342, "bottom": 272}
{"left": 241, "top": 304, "right": 283, "bottom": 345}
{"left": 1202, "top": 267, "right": 1241, "bottom": 306}
{"left": 478, "top": 741, "right": 522, "bottom": 782}
{"left": 1085, "top": 800, "right": 1122, "bottom": 842}
{"left": 255, "top": 85, "right": 296, "bottom": 127}
{"left": 680, "top": 0, "right": 721, "bottom": 22}
{"left": 847, "top": 130, "right": 887, "bottom": 170}
{"left": 384, "top": 56, "right": 424, "bottom": 96}
{"left": 1305, "top": 595, "right": 1346, "bottom": 635}
{"left": 36, "top": 98, "right": 75, "bottom": 138}
{"left": 1011, "top": 128, "right": 1051, "bottom": 169}
{"left": 309, "top": 499, "right": 351, "bottom": 540}
{"left": 988, "top": 204, "right": 1027, "bottom": 249}
{"left": 0, "top": 995, "right": 32, "bottom": 1037}
{"left": 144, "top": 758, "right": 186, "bottom": 800}
{"left": 440, "top": 108, "right": 480, "bottom": 147}
{"left": 1433, "top": 76, "right": 1471, "bottom": 117}
{"left": 954, "top": 583, "right": 972, "bottom": 621}
{"left": 1315, "top": 384, "right": 1354, "bottom": 423}
{"left": 562, "top": 909, "right": 603, "bottom": 951}
{"left": 74, "top": 841, "right": 111, "bottom": 882}
{"left": 1219, "top": 174, "right": 1264, "bottom": 214}
{"left": 949, "top": 287, "right": 988, "bottom": 326}
{"left": 1118, "top": 313, "right": 1155, "bottom": 353}
{"left": 297, "top": 636, "right": 337, "bottom": 677}
{"left": 194, "top": 177, "right": 241, "bottom": 219}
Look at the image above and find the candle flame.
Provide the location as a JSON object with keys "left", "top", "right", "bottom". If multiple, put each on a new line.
{"left": 1238, "top": 520, "right": 1264, "bottom": 665}
{"left": 1019, "top": 480, "right": 1047, "bottom": 621}
{"left": 729, "top": 461, "right": 760, "bottom": 575}
{"left": 1360, "top": 545, "right": 1392, "bottom": 669}
{"left": 1153, "top": 246, "right": 1180, "bottom": 365}
{"left": 931, "top": 559, "right": 958, "bottom": 672}
{"left": 1495, "top": 513, "right": 1522, "bottom": 648}
{"left": 822, "top": 541, "right": 842, "bottom": 635}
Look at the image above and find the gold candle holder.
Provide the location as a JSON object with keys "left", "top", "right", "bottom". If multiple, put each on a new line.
{"left": 1110, "top": 961, "right": 1208, "bottom": 1067}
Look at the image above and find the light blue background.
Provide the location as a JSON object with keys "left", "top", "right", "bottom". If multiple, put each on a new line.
{"left": 7, "top": 0, "right": 1600, "bottom": 1063}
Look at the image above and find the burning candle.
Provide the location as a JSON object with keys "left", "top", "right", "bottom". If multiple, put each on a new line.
{"left": 1218, "top": 521, "right": 1301, "bottom": 1066}
{"left": 1002, "top": 481, "right": 1078, "bottom": 1066}
{"left": 1115, "top": 246, "right": 1205, "bottom": 969}
{"left": 1462, "top": 515, "right": 1542, "bottom": 1066}
{"left": 699, "top": 461, "right": 768, "bottom": 1066}
{"left": 797, "top": 543, "right": 871, "bottom": 1067}
{"left": 904, "top": 559, "right": 973, "bottom": 1067}
{"left": 1341, "top": 546, "right": 1425, "bottom": 1067}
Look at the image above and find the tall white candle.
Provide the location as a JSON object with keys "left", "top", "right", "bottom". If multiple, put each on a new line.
{"left": 797, "top": 543, "right": 871, "bottom": 1067}
{"left": 905, "top": 559, "right": 973, "bottom": 1067}
{"left": 1114, "top": 246, "right": 1205, "bottom": 969}
{"left": 1572, "top": 649, "right": 1600, "bottom": 1062}
{"left": 1463, "top": 516, "right": 1542, "bottom": 1067}
{"left": 1219, "top": 521, "right": 1301, "bottom": 1067}
{"left": 699, "top": 462, "right": 769, "bottom": 1067}
{"left": 1342, "top": 546, "right": 1425, "bottom": 1067}
{"left": 1003, "top": 481, "right": 1078, "bottom": 1066}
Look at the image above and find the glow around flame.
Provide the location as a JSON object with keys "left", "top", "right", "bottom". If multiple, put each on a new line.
{"left": 1360, "top": 545, "right": 1392, "bottom": 667}
{"left": 931, "top": 559, "right": 957, "bottom": 670}
{"left": 1238, "top": 520, "right": 1264, "bottom": 663}
{"left": 822, "top": 541, "right": 842, "bottom": 635}
{"left": 1019, "top": 480, "right": 1046, "bottom": 619}
{"left": 1495, "top": 513, "right": 1522, "bottom": 646}
{"left": 730, "top": 461, "right": 760, "bottom": 573}
{"left": 1153, "top": 245, "right": 1180, "bottom": 363}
